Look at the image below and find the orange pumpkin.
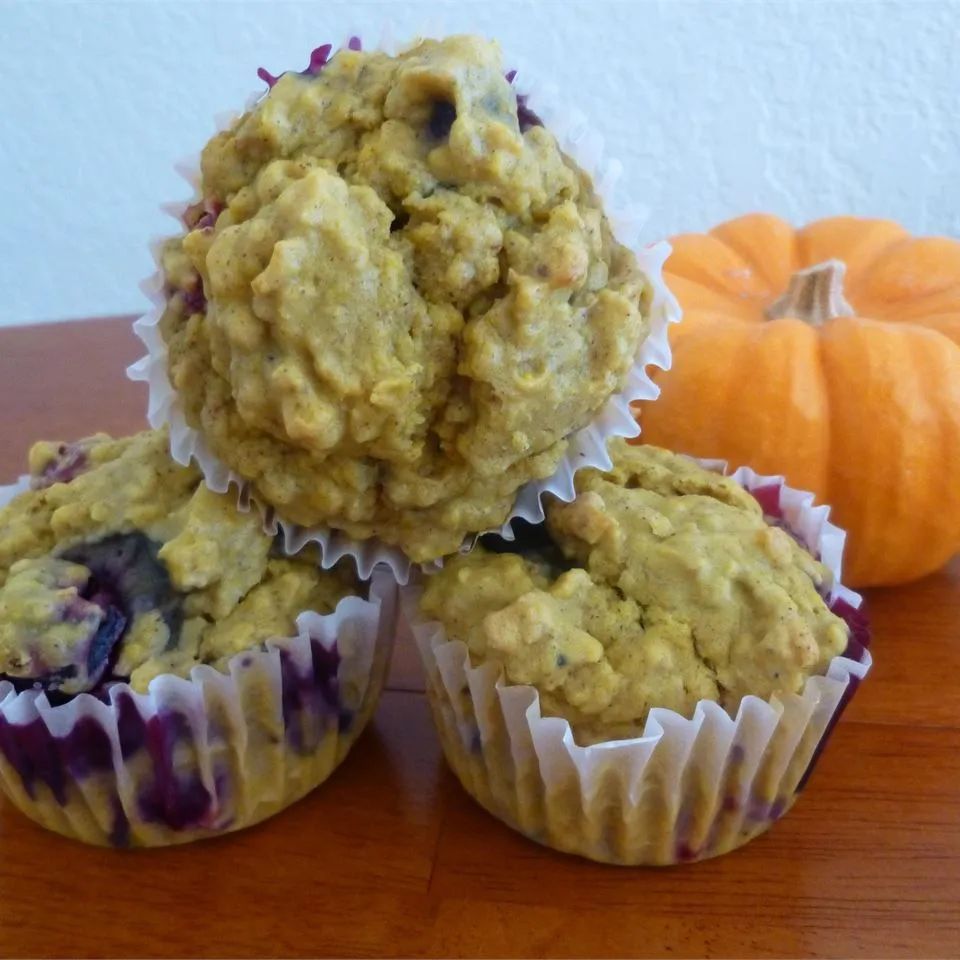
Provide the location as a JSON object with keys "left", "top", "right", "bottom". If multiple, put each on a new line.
{"left": 635, "top": 214, "right": 960, "bottom": 587}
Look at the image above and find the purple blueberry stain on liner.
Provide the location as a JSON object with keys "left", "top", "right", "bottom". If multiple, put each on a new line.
{"left": 749, "top": 483, "right": 783, "bottom": 519}
{"left": 0, "top": 691, "right": 221, "bottom": 837}
{"left": 279, "top": 637, "right": 341, "bottom": 753}
{"left": 61, "top": 716, "right": 114, "bottom": 779}
{"left": 505, "top": 69, "right": 542, "bottom": 132}
{"left": 0, "top": 712, "right": 66, "bottom": 803}
{"left": 832, "top": 595, "right": 872, "bottom": 651}
{"left": 674, "top": 841, "right": 699, "bottom": 863}
{"left": 515, "top": 95, "right": 542, "bottom": 133}
{"left": 794, "top": 673, "right": 862, "bottom": 795}
{"left": 745, "top": 793, "right": 772, "bottom": 824}
{"left": 792, "top": 597, "right": 870, "bottom": 794}
{"left": 109, "top": 797, "right": 131, "bottom": 848}
{"left": 137, "top": 709, "right": 216, "bottom": 831}
{"left": 116, "top": 690, "right": 147, "bottom": 759}
{"left": 258, "top": 41, "right": 336, "bottom": 89}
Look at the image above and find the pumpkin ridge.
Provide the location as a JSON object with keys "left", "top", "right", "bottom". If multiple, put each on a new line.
{"left": 663, "top": 258, "right": 759, "bottom": 299}
{"left": 662, "top": 272, "right": 748, "bottom": 319}
{"left": 664, "top": 234, "right": 769, "bottom": 302}
{"left": 709, "top": 213, "right": 798, "bottom": 293}
{"left": 907, "top": 312, "right": 960, "bottom": 347}
{"left": 797, "top": 217, "right": 909, "bottom": 291}
{"left": 858, "top": 236, "right": 960, "bottom": 307}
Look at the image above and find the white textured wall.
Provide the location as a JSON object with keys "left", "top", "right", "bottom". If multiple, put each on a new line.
{"left": 1, "top": 0, "right": 958, "bottom": 326}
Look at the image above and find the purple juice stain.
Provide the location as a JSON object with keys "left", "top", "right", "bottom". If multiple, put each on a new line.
{"left": 505, "top": 69, "right": 542, "bottom": 132}
{"left": 750, "top": 483, "right": 784, "bottom": 519}
{"left": 257, "top": 66, "right": 281, "bottom": 88}
{"left": 279, "top": 637, "right": 341, "bottom": 753}
{"left": 31, "top": 442, "right": 90, "bottom": 490}
{"left": 0, "top": 688, "right": 222, "bottom": 841}
{"left": 116, "top": 690, "right": 147, "bottom": 759}
{"left": 181, "top": 278, "right": 206, "bottom": 315}
{"left": 258, "top": 40, "right": 339, "bottom": 90}
{"left": 791, "top": 592, "right": 871, "bottom": 792}
{"left": 831, "top": 595, "right": 872, "bottom": 654}
{"left": 0, "top": 711, "right": 116, "bottom": 804}
{"left": 745, "top": 793, "right": 772, "bottom": 824}
{"left": 515, "top": 95, "right": 542, "bottom": 133}
{"left": 674, "top": 841, "right": 699, "bottom": 862}
{"left": 182, "top": 198, "right": 224, "bottom": 230}
{"left": 136, "top": 709, "right": 214, "bottom": 831}
{"left": 109, "top": 797, "right": 131, "bottom": 848}
{"left": 306, "top": 43, "right": 333, "bottom": 75}
{"left": 0, "top": 711, "right": 67, "bottom": 803}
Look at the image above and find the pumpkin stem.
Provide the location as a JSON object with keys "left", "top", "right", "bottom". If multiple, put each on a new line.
{"left": 765, "top": 259, "right": 855, "bottom": 326}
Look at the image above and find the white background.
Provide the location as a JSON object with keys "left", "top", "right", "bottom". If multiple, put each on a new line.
{"left": 1, "top": 0, "right": 958, "bottom": 327}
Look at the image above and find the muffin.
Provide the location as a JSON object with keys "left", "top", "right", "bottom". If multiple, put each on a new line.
{"left": 150, "top": 34, "right": 666, "bottom": 563}
{"left": 407, "top": 441, "right": 871, "bottom": 864}
{"left": 0, "top": 429, "right": 396, "bottom": 847}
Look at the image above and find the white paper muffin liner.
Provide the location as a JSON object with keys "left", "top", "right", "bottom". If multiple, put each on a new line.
{"left": 402, "top": 458, "right": 872, "bottom": 866}
{"left": 0, "top": 479, "right": 397, "bottom": 848}
{"left": 127, "top": 30, "right": 680, "bottom": 585}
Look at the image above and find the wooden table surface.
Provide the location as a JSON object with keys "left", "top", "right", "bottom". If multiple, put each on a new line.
{"left": 0, "top": 317, "right": 957, "bottom": 959}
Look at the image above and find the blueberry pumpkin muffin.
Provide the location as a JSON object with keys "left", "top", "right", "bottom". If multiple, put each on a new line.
{"left": 411, "top": 441, "right": 869, "bottom": 864}
{"left": 0, "top": 429, "right": 396, "bottom": 847}
{"left": 158, "top": 34, "right": 654, "bottom": 562}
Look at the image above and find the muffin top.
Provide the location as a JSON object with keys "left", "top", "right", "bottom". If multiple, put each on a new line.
{"left": 160, "top": 34, "right": 650, "bottom": 562}
{"left": 420, "top": 441, "right": 849, "bottom": 744}
{"left": 0, "top": 429, "right": 355, "bottom": 697}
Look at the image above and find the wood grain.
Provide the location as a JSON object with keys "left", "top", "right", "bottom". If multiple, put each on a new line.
{"left": 0, "top": 318, "right": 958, "bottom": 959}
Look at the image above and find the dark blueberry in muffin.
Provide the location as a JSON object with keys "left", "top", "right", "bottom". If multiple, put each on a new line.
{"left": 428, "top": 99, "right": 457, "bottom": 139}
{"left": 61, "top": 533, "right": 183, "bottom": 647}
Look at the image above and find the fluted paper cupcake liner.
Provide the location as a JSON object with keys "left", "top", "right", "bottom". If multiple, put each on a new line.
{"left": 403, "top": 459, "right": 872, "bottom": 866}
{"left": 0, "top": 478, "right": 397, "bottom": 847}
{"left": 127, "top": 30, "right": 679, "bottom": 585}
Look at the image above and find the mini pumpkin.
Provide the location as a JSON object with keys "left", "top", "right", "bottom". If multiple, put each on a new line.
{"left": 635, "top": 214, "right": 960, "bottom": 587}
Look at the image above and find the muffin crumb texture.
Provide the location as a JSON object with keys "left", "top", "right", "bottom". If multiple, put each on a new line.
{"left": 0, "top": 429, "right": 355, "bottom": 695}
{"left": 420, "top": 441, "right": 849, "bottom": 744}
{"left": 160, "top": 34, "right": 649, "bottom": 561}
